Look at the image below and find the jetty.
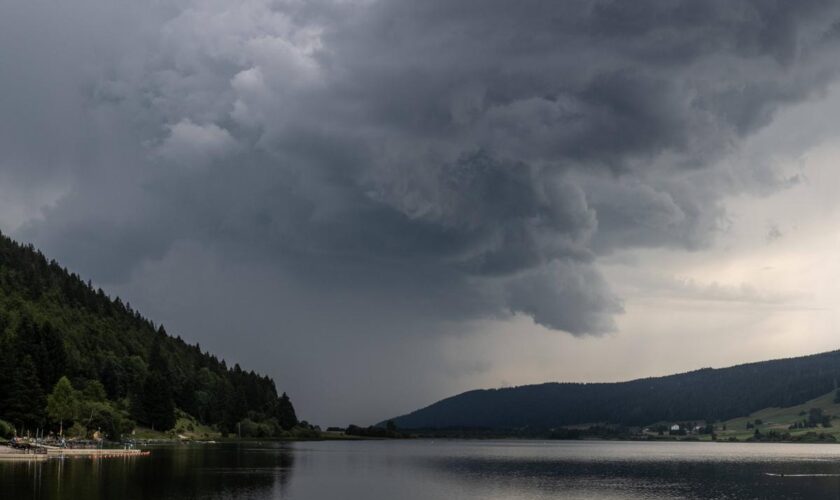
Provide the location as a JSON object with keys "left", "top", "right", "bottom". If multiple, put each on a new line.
{"left": 44, "top": 446, "right": 148, "bottom": 458}
{"left": 0, "top": 443, "right": 148, "bottom": 461}
{"left": 0, "top": 445, "right": 48, "bottom": 462}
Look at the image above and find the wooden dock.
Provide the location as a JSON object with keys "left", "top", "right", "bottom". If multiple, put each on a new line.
{"left": 45, "top": 448, "right": 147, "bottom": 458}
{"left": 0, "top": 445, "right": 148, "bottom": 461}
{"left": 0, "top": 452, "right": 48, "bottom": 462}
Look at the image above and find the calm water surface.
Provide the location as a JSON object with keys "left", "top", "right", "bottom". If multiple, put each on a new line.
{"left": 5, "top": 440, "right": 840, "bottom": 499}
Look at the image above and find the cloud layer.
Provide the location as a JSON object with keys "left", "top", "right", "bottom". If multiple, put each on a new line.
{"left": 4, "top": 0, "right": 840, "bottom": 421}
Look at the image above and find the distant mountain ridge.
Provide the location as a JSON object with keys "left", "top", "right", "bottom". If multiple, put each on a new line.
{"left": 387, "top": 350, "right": 840, "bottom": 430}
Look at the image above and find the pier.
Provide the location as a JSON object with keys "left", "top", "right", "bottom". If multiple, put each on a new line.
{"left": 45, "top": 447, "right": 148, "bottom": 458}
{"left": 0, "top": 444, "right": 148, "bottom": 461}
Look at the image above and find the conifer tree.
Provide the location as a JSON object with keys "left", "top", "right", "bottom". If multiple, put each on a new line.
{"left": 2, "top": 355, "right": 46, "bottom": 432}
{"left": 13, "top": 316, "right": 67, "bottom": 391}
{"left": 139, "top": 340, "right": 175, "bottom": 430}
{"left": 39, "top": 322, "right": 67, "bottom": 388}
{"left": 277, "top": 392, "right": 298, "bottom": 430}
{"left": 223, "top": 391, "right": 248, "bottom": 434}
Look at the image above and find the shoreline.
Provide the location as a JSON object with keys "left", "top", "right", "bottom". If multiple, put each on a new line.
{"left": 119, "top": 434, "right": 840, "bottom": 445}
{"left": 4, "top": 436, "right": 837, "bottom": 461}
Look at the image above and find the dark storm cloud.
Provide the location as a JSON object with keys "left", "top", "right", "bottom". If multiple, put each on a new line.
{"left": 5, "top": 0, "right": 840, "bottom": 339}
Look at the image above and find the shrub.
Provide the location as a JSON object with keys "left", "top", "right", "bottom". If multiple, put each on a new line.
{"left": 0, "top": 419, "right": 14, "bottom": 439}
{"left": 237, "top": 418, "right": 276, "bottom": 438}
{"left": 83, "top": 402, "right": 135, "bottom": 440}
{"left": 66, "top": 422, "right": 86, "bottom": 439}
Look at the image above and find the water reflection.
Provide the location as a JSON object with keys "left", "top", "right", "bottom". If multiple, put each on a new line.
{"left": 6, "top": 440, "right": 840, "bottom": 499}
{"left": 1, "top": 442, "right": 295, "bottom": 500}
{"left": 408, "top": 441, "right": 840, "bottom": 500}
{"left": 419, "top": 450, "right": 840, "bottom": 499}
{"left": 283, "top": 440, "right": 840, "bottom": 500}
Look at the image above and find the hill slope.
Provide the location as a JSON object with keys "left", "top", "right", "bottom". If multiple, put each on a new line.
{"left": 388, "top": 350, "right": 840, "bottom": 430}
{"left": 715, "top": 389, "right": 840, "bottom": 441}
{"left": 0, "top": 232, "right": 297, "bottom": 438}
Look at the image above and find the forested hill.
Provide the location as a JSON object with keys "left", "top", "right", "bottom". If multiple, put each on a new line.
{"left": 0, "top": 232, "right": 298, "bottom": 439}
{"left": 388, "top": 350, "right": 840, "bottom": 430}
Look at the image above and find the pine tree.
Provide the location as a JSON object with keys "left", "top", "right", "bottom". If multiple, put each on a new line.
{"left": 139, "top": 340, "right": 175, "bottom": 430}
{"left": 13, "top": 316, "right": 67, "bottom": 390}
{"left": 40, "top": 322, "right": 67, "bottom": 388}
{"left": 2, "top": 355, "right": 46, "bottom": 432}
{"left": 223, "top": 391, "right": 248, "bottom": 434}
{"left": 0, "top": 347, "right": 14, "bottom": 414}
{"left": 277, "top": 392, "right": 298, "bottom": 430}
{"left": 140, "top": 373, "right": 175, "bottom": 430}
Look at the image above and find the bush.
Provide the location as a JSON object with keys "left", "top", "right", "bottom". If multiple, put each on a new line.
{"left": 0, "top": 419, "right": 14, "bottom": 439}
{"left": 66, "top": 422, "right": 86, "bottom": 438}
{"left": 236, "top": 418, "right": 278, "bottom": 438}
{"left": 82, "top": 402, "right": 135, "bottom": 440}
{"left": 287, "top": 425, "right": 320, "bottom": 439}
{"left": 345, "top": 424, "right": 407, "bottom": 438}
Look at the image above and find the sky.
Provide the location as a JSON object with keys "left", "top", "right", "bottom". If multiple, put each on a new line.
{"left": 4, "top": 0, "right": 840, "bottom": 426}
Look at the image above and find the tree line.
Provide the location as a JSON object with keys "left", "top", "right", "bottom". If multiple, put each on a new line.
{"left": 389, "top": 350, "right": 840, "bottom": 430}
{"left": 0, "top": 232, "right": 298, "bottom": 439}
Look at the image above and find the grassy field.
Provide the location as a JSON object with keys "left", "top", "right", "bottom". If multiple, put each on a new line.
{"left": 635, "top": 390, "right": 840, "bottom": 442}
{"left": 712, "top": 390, "right": 840, "bottom": 441}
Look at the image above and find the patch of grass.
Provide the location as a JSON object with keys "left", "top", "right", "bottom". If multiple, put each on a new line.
{"left": 130, "top": 410, "right": 221, "bottom": 441}
{"left": 172, "top": 411, "right": 221, "bottom": 440}
{"left": 715, "top": 390, "right": 840, "bottom": 441}
{"left": 130, "top": 427, "right": 171, "bottom": 440}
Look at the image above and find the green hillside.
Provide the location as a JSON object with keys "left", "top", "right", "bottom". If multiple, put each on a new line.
{"left": 714, "top": 390, "right": 840, "bottom": 442}
{"left": 0, "top": 232, "right": 299, "bottom": 440}
{"left": 387, "top": 350, "right": 840, "bottom": 431}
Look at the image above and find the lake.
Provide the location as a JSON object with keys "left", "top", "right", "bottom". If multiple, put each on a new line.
{"left": 5, "top": 440, "right": 840, "bottom": 499}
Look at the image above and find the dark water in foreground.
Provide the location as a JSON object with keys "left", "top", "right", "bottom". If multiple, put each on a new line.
{"left": 5, "top": 440, "right": 840, "bottom": 499}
